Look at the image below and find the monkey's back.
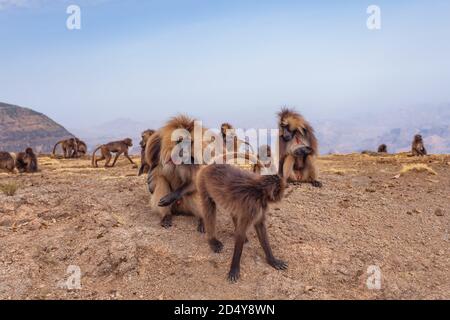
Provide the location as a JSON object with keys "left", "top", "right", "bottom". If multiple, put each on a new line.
{"left": 198, "top": 164, "right": 266, "bottom": 213}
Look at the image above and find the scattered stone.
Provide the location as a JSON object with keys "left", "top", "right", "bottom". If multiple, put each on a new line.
{"left": 435, "top": 209, "right": 444, "bottom": 217}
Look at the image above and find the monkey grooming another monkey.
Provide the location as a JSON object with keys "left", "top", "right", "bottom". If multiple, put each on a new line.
{"left": 278, "top": 108, "right": 322, "bottom": 187}
{"left": 197, "top": 164, "right": 287, "bottom": 282}
{"left": 53, "top": 138, "right": 77, "bottom": 159}
{"left": 15, "top": 148, "right": 38, "bottom": 173}
{"left": 0, "top": 152, "right": 15, "bottom": 173}
{"left": 91, "top": 138, "right": 135, "bottom": 168}
{"left": 138, "top": 129, "right": 156, "bottom": 176}
{"left": 411, "top": 134, "right": 427, "bottom": 156}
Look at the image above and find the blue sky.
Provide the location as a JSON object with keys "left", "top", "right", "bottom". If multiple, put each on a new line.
{"left": 1, "top": 0, "right": 450, "bottom": 129}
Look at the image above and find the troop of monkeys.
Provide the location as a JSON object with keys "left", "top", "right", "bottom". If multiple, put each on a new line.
{"left": 0, "top": 108, "right": 430, "bottom": 282}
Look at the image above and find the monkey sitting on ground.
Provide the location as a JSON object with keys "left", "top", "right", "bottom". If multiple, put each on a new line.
{"left": 278, "top": 108, "right": 322, "bottom": 187}
{"left": 411, "top": 134, "right": 427, "bottom": 156}
{"left": 15, "top": 148, "right": 38, "bottom": 173}
{"left": 53, "top": 138, "right": 77, "bottom": 159}
{"left": 378, "top": 144, "right": 388, "bottom": 153}
{"left": 145, "top": 115, "right": 208, "bottom": 229}
{"left": 197, "top": 164, "right": 287, "bottom": 282}
{"left": 0, "top": 152, "right": 16, "bottom": 173}
{"left": 138, "top": 129, "right": 156, "bottom": 176}
{"left": 91, "top": 138, "right": 136, "bottom": 168}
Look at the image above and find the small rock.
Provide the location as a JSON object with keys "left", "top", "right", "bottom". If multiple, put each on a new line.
{"left": 435, "top": 209, "right": 444, "bottom": 217}
{"left": 406, "top": 211, "right": 413, "bottom": 215}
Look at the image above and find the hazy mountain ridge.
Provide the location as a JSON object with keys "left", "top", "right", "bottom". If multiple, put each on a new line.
{"left": 0, "top": 102, "right": 74, "bottom": 153}
{"left": 69, "top": 118, "right": 153, "bottom": 154}
{"left": 316, "top": 104, "right": 450, "bottom": 154}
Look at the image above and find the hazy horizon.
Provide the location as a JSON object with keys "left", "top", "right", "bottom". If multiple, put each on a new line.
{"left": 1, "top": 0, "right": 450, "bottom": 129}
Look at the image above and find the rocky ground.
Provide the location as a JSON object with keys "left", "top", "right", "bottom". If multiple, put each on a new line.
{"left": 0, "top": 154, "right": 449, "bottom": 300}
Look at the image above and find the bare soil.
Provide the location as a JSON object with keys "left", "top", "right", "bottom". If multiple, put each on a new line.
{"left": 0, "top": 154, "right": 449, "bottom": 300}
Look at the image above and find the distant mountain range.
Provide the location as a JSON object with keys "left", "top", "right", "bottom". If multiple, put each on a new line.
{"left": 315, "top": 104, "right": 450, "bottom": 154}
{"left": 1, "top": 102, "right": 449, "bottom": 155}
{"left": 0, "top": 102, "right": 74, "bottom": 153}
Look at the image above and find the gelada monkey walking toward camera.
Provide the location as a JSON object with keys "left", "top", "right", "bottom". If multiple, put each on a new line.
{"left": 91, "top": 138, "right": 135, "bottom": 168}
{"left": 411, "top": 134, "right": 427, "bottom": 156}
{"left": 198, "top": 164, "right": 287, "bottom": 282}
{"left": 278, "top": 107, "right": 322, "bottom": 187}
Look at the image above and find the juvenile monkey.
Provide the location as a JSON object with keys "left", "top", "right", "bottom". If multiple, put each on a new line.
{"left": 198, "top": 164, "right": 287, "bottom": 282}
{"left": 0, "top": 152, "right": 15, "bottom": 173}
{"left": 278, "top": 108, "right": 322, "bottom": 187}
{"left": 53, "top": 138, "right": 77, "bottom": 158}
{"left": 91, "top": 138, "right": 135, "bottom": 168}
{"left": 411, "top": 134, "right": 427, "bottom": 156}
{"left": 15, "top": 148, "right": 38, "bottom": 173}
{"left": 138, "top": 129, "right": 156, "bottom": 176}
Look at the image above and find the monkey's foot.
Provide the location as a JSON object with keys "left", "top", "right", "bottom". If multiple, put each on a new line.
{"left": 311, "top": 180, "right": 323, "bottom": 188}
{"left": 158, "top": 193, "right": 180, "bottom": 207}
{"left": 197, "top": 220, "right": 205, "bottom": 233}
{"left": 160, "top": 216, "right": 173, "bottom": 229}
{"left": 268, "top": 258, "right": 288, "bottom": 270}
{"left": 209, "top": 239, "right": 224, "bottom": 253}
{"left": 228, "top": 268, "right": 240, "bottom": 283}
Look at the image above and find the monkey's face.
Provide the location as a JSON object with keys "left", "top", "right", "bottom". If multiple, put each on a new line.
{"left": 414, "top": 135, "right": 423, "bottom": 143}
{"left": 124, "top": 138, "right": 133, "bottom": 147}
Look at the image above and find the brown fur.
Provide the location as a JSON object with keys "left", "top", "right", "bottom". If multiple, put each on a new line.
{"left": 53, "top": 138, "right": 77, "bottom": 159}
{"left": 0, "top": 152, "right": 15, "bottom": 173}
{"left": 412, "top": 134, "right": 427, "bottom": 156}
{"left": 144, "top": 115, "right": 206, "bottom": 229}
{"left": 16, "top": 148, "right": 38, "bottom": 173}
{"left": 73, "top": 138, "right": 87, "bottom": 158}
{"left": 198, "top": 164, "right": 287, "bottom": 282}
{"left": 220, "top": 122, "right": 254, "bottom": 164}
{"left": 253, "top": 145, "right": 277, "bottom": 175}
{"left": 91, "top": 138, "right": 135, "bottom": 168}
{"left": 138, "top": 129, "right": 156, "bottom": 176}
{"left": 378, "top": 144, "right": 388, "bottom": 153}
{"left": 278, "top": 107, "right": 321, "bottom": 187}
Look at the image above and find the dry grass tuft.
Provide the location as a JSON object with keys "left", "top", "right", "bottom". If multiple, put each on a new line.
{"left": 400, "top": 164, "right": 437, "bottom": 176}
{"left": 0, "top": 182, "right": 20, "bottom": 196}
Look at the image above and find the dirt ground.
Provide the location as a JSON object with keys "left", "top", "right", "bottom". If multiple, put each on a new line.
{"left": 0, "top": 154, "right": 449, "bottom": 300}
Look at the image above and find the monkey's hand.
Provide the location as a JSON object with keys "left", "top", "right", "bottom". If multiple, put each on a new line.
{"left": 158, "top": 192, "right": 181, "bottom": 207}
{"left": 268, "top": 258, "right": 288, "bottom": 270}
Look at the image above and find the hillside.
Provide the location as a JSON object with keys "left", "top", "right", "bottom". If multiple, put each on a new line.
{"left": 0, "top": 102, "right": 74, "bottom": 153}
{"left": 0, "top": 154, "right": 448, "bottom": 299}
